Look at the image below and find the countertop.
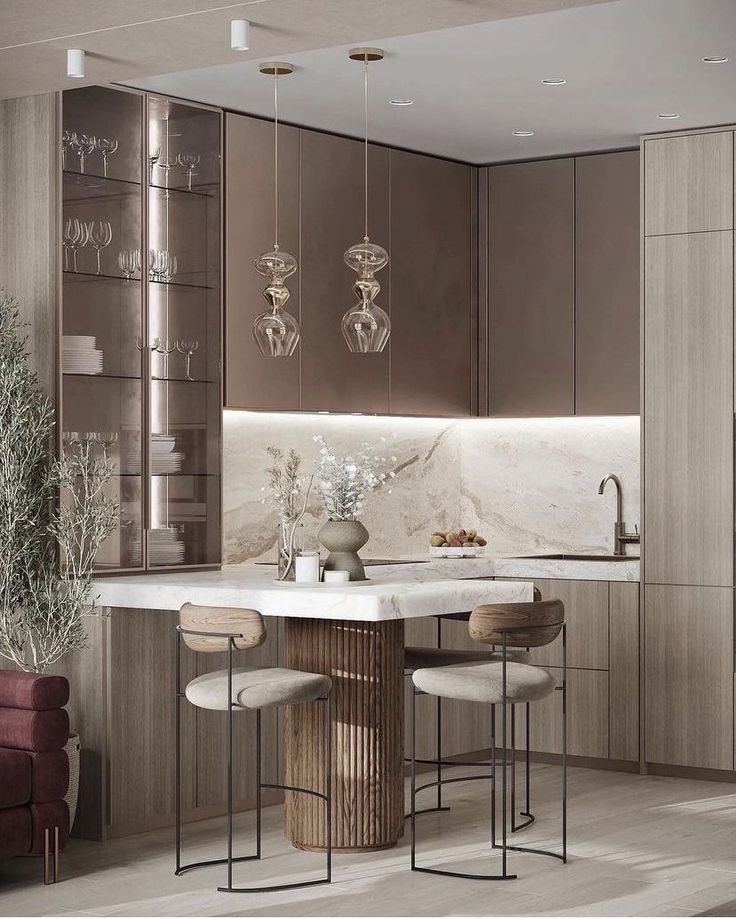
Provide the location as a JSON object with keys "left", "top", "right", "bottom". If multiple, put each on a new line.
{"left": 91, "top": 565, "right": 533, "bottom": 623}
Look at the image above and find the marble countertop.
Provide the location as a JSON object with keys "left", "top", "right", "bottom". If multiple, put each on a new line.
{"left": 91, "top": 565, "right": 533, "bottom": 622}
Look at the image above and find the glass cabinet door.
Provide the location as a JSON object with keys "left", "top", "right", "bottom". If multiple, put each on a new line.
{"left": 61, "top": 86, "right": 145, "bottom": 571}
{"left": 146, "top": 97, "right": 222, "bottom": 569}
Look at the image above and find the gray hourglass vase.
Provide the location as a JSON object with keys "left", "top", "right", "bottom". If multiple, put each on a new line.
{"left": 318, "top": 520, "right": 369, "bottom": 581}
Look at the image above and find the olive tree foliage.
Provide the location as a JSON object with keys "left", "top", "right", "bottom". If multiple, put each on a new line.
{"left": 0, "top": 296, "right": 117, "bottom": 671}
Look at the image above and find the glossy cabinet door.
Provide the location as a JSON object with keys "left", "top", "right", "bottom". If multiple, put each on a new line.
{"left": 389, "top": 150, "right": 474, "bottom": 416}
{"left": 225, "top": 113, "right": 299, "bottom": 410}
{"left": 643, "top": 231, "right": 733, "bottom": 587}
{"left": 645, "top": 585, "right": 733, "bottom": 770}
{"left": 299, "top": 129, "right": 390, "bottom": 413}
{"left": 488, "top": 158, "right": 575, "bottom": 416}
{"left": 575, "top": 151, "right": 640, "bottom": 415}
{"left": 644, "top": 131, "right": 733, "bottom": 236}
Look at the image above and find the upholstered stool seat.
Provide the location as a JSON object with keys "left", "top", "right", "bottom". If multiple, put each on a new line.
{"left": 413, "top": 660, "right": 556, "bottom": 705}
{"left": 185, "top": 667, "right": 332, "bottom": 711}
{"left": 405, "top": 646, "right": 529, "bottom": 671}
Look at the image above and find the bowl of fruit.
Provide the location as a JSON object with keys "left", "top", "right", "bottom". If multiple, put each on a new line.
{"left": 429, "top": 529, "right": 487, "bottom": 557}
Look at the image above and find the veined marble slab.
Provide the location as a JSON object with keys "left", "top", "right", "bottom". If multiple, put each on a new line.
{"left": 91, "top": 565, "right": 533, "bottom": 622}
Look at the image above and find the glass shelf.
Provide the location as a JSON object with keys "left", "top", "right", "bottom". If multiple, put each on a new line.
{"left": 63, "top": 270, "right": 141, "bottom": 284}
{"left": 149, "top": 278, "right": 214, "bottom": 291}
{"left": 149, "top": 182, "right": 218, "bottom": 199}
{"left": 63, "top": 169, "right": 141, "bottom": 188}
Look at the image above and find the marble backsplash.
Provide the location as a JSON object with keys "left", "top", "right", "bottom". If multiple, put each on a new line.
{"left": 223, "top": 412, "right": 640, "bottom": 565}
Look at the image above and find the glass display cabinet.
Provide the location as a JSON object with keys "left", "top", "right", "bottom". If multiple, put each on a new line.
{"left": 60, "top": 86, "right": 222, "bottom": 572}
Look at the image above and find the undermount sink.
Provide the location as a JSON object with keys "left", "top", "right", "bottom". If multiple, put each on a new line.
{"left": 514, "top": 553, "right": 640, "bottom": 562}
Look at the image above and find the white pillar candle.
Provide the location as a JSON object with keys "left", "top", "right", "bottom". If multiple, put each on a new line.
{"left": 323, "top": 569, "right": 350, "bottom": 584}
{"left": 295, "top": 552, "right": 320, "bottom": 583}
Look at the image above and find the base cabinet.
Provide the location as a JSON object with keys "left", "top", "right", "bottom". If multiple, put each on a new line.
{"left": 645, "top": 584, "right": 733, "bottom": 770}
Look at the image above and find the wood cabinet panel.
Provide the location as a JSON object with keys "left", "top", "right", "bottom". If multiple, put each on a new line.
{"left": 609, "top": 581, "right": 640, "bottom": 762}
{"left": 644, "top": 132, "right": 733, "bottom": 236}
{"left": 488, "top": 158, "right": 574, "bottom": 416}
{"left": 389, "top": 150, "right": 474, "bottom": 416}
{"left": 643, "top": 231, "right": 733, "bottom": 586}
{"left": 224, "top": 113, "right": 300, "bottom": 410}
{"left": 299, "top": 130, "right": 390, "bottom": 413}
{"left": 645, "top": 585, "right": 733, "bottom": 770}
{"left": 575, "top": 151, "right": 640, "bottom": 415}
{"left": 530, "top": 578, "right": 609, "bottom": 670}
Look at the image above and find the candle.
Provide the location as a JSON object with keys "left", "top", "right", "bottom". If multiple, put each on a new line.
{"left": 295, "top": 552, "right": 320, "bottom": 583}
{"left": 323, "top": 569, "right": 350, "bottom": 584}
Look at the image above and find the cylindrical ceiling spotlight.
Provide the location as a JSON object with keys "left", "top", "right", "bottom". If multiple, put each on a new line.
{"left": 66, "top": 48, "right": 85, "bottom": 79}
{"left": 230, "top": 19, "right": 250, "bottom": 51}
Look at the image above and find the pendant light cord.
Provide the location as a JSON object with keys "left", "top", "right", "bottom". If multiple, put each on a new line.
{"left": 274, "top": 71, "right": 279, "bottom": 251}
{"left": 363, "top": 57, "right": 369, "bottom": 243}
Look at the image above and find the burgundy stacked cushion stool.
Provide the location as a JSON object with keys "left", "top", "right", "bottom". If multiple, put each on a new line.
{"left": 0, "top": 671, "right": 71, "bottom": 883}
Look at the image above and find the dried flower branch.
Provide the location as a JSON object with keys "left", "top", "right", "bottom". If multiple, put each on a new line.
{"left": 0, "top": 295, "right": 117, "bottom": 672}
{"left": 313, "top": 434, "right": 397, "bottom": 522}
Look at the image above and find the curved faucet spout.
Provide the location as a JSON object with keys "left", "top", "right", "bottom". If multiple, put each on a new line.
{"left": 598, "top": 473, "right": 623, "bottom": 521}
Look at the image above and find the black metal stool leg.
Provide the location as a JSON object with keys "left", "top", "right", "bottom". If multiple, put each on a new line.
{"left": 490, "top": 703, "right": 496, "bottom": 846}
{"left": 175, "top": 630, "right": 182, "bottom": 875}
{"left": 256, "top": 709, "right": 262, "bottom": 859}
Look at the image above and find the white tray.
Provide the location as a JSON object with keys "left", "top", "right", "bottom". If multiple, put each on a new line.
{"left": 429, "top": 546, "right": 486, "bottom": 558}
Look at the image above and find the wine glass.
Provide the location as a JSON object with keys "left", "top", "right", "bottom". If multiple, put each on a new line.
{"left": 160, "top": 253, "right": 177, "bottom": 282}
{"left": 63, "top": 217, "right": 87, "bottom": 272}
{"left": 155, "top": 339, "right": 176, "bottom": 379}
{"left": 87, "top": 220, "right": 113, "bottom": 275}
{"left": 118, "top": 249, "right": 138, "bottom": 280}
{"left": 176, "top": 339, "right": 199, "bottom": 381}
{"left": 177, "top": 153, "right": 200, "bottom": 192}
{"left": 62, "top": 130, "right": 77, "bottom": 169}
{"left": 96, "top": 137, "right": 118, "bottom": 178}
{"left": 148, "top": 146, "right": 161, "bottom": 184}
{"left": 74, "top": 133, "right": 96, "bottom": 174}
{"left": 159, "top": 156, "right": 178, "bottom": 189}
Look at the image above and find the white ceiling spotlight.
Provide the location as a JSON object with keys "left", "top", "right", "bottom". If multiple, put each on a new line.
{"left": 541, "top": 78, "right": 567, "bottom": 85}
{"left": 230, "top": 19, "right": 250, "bottom": 51}
{"left": 657, "top": 112, "right": 680, "bottom": 119}
{"left": 703, "top": 55, "right": 729, "bottom": 63}
{"left": 513, "top": 130, "right": 535, "bottom": 137}
{"left": 66, "top": 48, "right": 85, "bottom": 79}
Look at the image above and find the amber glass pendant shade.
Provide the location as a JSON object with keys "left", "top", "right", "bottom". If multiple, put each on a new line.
{"left": 252, "top": 63, "right": 300, "bottom": 358}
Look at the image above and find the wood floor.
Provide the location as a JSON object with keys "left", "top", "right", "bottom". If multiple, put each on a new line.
{"left": 3, "top": 764, "right": 736, "bottom": 917}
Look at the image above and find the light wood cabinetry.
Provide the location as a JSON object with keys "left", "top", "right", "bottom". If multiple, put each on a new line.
{"left": 389, "top": 150, "right": 474, "bottom": 416}
{"left": 645, "top": 585, "right": 733, "bottom": 770}
{"left": 609, "top": 582, "right": 640, "bottom": 762}
{"left": 575, "top": 151, "right": 640, "bottom": 415}
{"left": 224, "top": 114, "right": 300, "bottom": 411}
{"left": 644, "top": 132, "right": 733, "bottom": 236}
{"left": 487, "top": 158, "right": 575, "bottom": 416}
{"left": 643, "top": 231, "right": 733, "bottom": 587}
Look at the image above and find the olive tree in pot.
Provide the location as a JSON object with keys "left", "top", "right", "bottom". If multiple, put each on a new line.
{"left": 0, "top": 296, "right": 117, "bottom": 829}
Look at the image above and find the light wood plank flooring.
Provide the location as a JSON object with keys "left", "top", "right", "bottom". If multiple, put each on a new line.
{"left": 2, "top": 765, "right": 736, "bottom": 917}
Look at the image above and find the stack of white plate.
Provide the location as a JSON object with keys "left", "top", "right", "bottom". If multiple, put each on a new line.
{"left": 149, "top": 527, "right": 185, "bottom": 565}
{"left": 125, "top": 435, "right": 183, "bottom": 474}
{"left": 63, "top": 335, "right": 103, "bottom": 375}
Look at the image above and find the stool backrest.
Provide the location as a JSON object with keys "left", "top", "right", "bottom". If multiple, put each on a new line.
{"left": 179, "top": 603, "right": 266, "bottom": 652}
{"left": 469, "top": 599, "right": 564, "bottom": 648}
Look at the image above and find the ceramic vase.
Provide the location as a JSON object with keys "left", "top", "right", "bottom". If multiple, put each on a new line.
{"left": 318, "top": 519, "right": 369, "bottom": 581}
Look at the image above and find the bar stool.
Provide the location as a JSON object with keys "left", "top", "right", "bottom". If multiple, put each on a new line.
{"left": 410, "top": 599, "right": 566, "bottom": 881}
{"left": 175, "top": 603, "right": 333, "bottom": 893}
{"left": 404, "top": 587, "right": 543, "bottom": 819}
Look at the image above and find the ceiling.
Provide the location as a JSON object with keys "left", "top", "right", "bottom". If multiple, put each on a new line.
{"left": 0, "top": 0, "right": 610, "bottom": 100}
{"left": 127, "top": 0, "right": 736, "bottom": 163}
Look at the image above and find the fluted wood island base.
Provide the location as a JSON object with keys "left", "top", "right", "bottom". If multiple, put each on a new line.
{"left": 284, "top": 618, "right": 405, "bottom": 851}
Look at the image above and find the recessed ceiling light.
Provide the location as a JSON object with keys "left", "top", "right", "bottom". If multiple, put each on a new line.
{"left": 703, "top": 55, "right": 728, "bottom": 63}
{"left": 513, "top": 130, "right": 535, "bottom": 137}
{"left": 657, "top": 113, "right": 680, "bottom": 119}
{"left": 389, "top": 99, "right": 414, "bottom": 106}
{"left": 541, "top": 78, "right": 566, "bottom": 85}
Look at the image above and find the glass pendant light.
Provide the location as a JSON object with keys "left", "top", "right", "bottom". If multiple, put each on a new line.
{"left": 342, "top": 48, "right": 391, "bottom": 354}
{"left": 253, "top": 62, "right": 300, "bottom": 358}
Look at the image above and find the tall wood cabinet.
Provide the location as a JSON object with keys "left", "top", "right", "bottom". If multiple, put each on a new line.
{"left": 225, "top": 113, "right": 475, "bottom": 417}
{"left": 642, "top": 127, "right": 736, "bottom": 771}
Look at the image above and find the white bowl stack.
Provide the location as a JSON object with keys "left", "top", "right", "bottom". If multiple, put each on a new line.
{"left": 63, "top": 335, "right": 103, "bottom": 375}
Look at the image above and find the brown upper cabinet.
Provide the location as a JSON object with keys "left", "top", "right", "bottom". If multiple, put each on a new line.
{"left": 644, "top": 132, "right": 734, "bottom": 236}
{"left": 575, "top": 151, "right": 640, "bottom": 415}
{"left": 225, "top": 114, "right": 300, "bottom": 411}
{"left": 389, "top": 150, "right": 474, "bottom": 416}
{"left": 487, "top": 158, "right": 575, "bottom": 416}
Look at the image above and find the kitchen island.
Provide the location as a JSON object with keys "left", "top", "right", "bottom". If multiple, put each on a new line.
{"left": 93, "top": 565, "right": 532, "bottom": 851}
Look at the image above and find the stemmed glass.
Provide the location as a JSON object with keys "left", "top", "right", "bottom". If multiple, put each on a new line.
{"left": 155, "top": 339, "right": 176, "bottom": 379}
{"left": 177, "top": 153, "right": 200, "bottom": 192}
{"left": 96, "top": 137, "right": 118, "bottom": 178}
{"left": 118, "top": 248, "right": 140, "bottom": 280}
{"left": 149, "top": 249, "right": 177, "bottom": 282}
{"left": 73, "top": 133, "right": 96, "bottom": 174}
{"left": 148, "top": 146, "right": 161, "bottom": 184}
{"left": 158, "top": 156, "right": 178, "bottom": 189}
{"left": 87, "top": 220, "right": 113, "bottom": 275}
{"left": 176, "top": 339, "right": 199, "bottom": 381}
{"left": 62, "top": 130, "right": 77, "bottom": 169}
{"left": 63, "top": 217, "right": 88, "bottom": 271}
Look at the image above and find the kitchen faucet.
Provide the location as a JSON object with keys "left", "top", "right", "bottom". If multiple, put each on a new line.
{"left": 598, "top": 474, "right": 640, "bottom": 556}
